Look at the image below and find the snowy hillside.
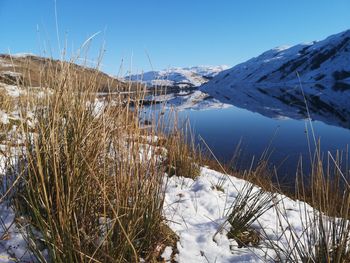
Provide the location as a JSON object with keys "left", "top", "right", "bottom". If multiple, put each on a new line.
{"left": 184, "top": 65, "right": 230, "bottom": 79}
{"left": 127, "top": 65, "right": 229, "bottom": 88}
{"left": 201, "top": 29, "right": 350, "bottom": 129}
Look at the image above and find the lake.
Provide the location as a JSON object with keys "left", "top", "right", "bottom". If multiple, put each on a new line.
{"left": 144, "top": 100, "right": 350, "bottom": 185}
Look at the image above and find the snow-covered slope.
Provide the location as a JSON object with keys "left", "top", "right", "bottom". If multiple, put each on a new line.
{"left": 201, "top": 29, "right": 350, "bottom": 129}
{"left": 127, "top": 65, "right": 229, "bottom": 88}
{"left": 163, "top": 167, "right": 330, "bottom": 262}
{"left": 184, "top": 65, "right": 230, "bottom": 79}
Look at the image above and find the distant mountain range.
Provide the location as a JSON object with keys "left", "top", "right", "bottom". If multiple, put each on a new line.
{"left": 126, "top": 65, "right": 229, "bottom": 88}
{"left": 201, "top": 29, "right": 350, "bottom": 128}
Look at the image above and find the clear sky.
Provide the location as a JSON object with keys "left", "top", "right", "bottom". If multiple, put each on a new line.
{"left": 0, "top": 0, "right": 349, "bottom": 75}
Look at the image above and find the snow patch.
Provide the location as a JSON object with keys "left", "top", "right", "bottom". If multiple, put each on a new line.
{"left": 164, "top": 167, "right": 322, "bottom": 262}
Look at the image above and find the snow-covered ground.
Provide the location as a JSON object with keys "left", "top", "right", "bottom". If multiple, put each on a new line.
{"left": 162, "top": 167, "right": 328, "bottom": 263}
{"left": 0, "top": 84, "right": 23, "bottom": 98}
{"left": 0, "top": 203, "right": 34, "bottom": 263}
{"left": 126, "top": 65, "right": 229, "bottom": 88}
{"left": 0, "top": 157, "right": 344, "bottom": 263}
{"left": 0, "top": 96, "right": 33, "bottom": 263}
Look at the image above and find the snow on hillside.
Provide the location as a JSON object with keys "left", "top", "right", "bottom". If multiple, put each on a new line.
{"left": 184, "top": 65, "right": 230, "bottom": 79}
{"left": 204, "top": 30, "right": 350, "bottom": 85}
{"left": 8, "top": 53, "right": 36, "bottom": 58}
{"left": 127, "top": 65, "right": 229, "bottom": 88}
{"left": 201, "top": 29, "right": 350, "bottom": 129}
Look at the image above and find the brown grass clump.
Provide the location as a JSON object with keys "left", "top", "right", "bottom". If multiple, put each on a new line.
{"left": 9, "top": 57, "right": 174, "bottom": 262}
{"left": 164, "top": 123, "right": 201, "bottom": 179}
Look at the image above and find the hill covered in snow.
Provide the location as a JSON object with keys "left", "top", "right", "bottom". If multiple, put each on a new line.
{"left": 201, "top": 29, "right": 350, "bottom": 129}
{"left": 126, "top": 65, "right": 229, "bottom": 88}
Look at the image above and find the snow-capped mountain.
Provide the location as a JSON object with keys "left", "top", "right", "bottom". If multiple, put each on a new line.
{"left": 126, "top": 65, "right": 229, "bottom": 88}
{"left": 183, "top": 65, "right": 230, "bottom": 79}
{"left": 201, "top": 29, "right": 350, "bottom": 128}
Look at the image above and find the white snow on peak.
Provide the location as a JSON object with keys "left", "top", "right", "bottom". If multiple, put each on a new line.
{"left": 272, "top": 45, "right": 291, "bottom": 52}
{"left": 182, "top": 65, "right": 230, "bottom": 78}
{"left": 126, "top": 65, "right": 230, "bottom": 88}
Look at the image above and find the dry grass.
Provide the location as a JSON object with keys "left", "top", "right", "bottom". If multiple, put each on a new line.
{"left": 163, "top": 121, "right": 201, "bottom": 179}
{"left": 266, "top": 152, "right": 350, "bottom": 262}
{"left": 1, "top": 57, "right": 175, "bottom": 262}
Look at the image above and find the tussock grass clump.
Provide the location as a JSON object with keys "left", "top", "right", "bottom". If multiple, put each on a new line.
{"left": 225, "top": 180, "right": 275, "bottom": 248}
{"left": 164, "top": 126, "right": 201, "bottom": 179}
{"left": 13, "top": 58, "right": 171, "bottom": 262}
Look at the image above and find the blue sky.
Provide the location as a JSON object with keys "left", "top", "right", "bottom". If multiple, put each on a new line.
{"left": 0, "top": 0, "right": 349, "bottom": 75}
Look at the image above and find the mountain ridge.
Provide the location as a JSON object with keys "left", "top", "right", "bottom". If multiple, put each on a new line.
{"left": 202, "top": 29, "right": 350, "bottom": 87}
{"left": 126, "top": 65, "right": 229, "bottom": 88}
{"left": 200, "top": 29, "right": 350, "bottom": 129}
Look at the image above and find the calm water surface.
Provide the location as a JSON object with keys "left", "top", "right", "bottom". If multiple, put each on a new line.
{"left": 145, "top": 104, "right": 350, "bottom": 184}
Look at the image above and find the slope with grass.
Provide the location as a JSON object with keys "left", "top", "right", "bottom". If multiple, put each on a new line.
{"left": 0, "top": 54, "right": 131, "bottom": 92}
{"left": 201, "top": 29, "right": 350, "bottom": 129}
